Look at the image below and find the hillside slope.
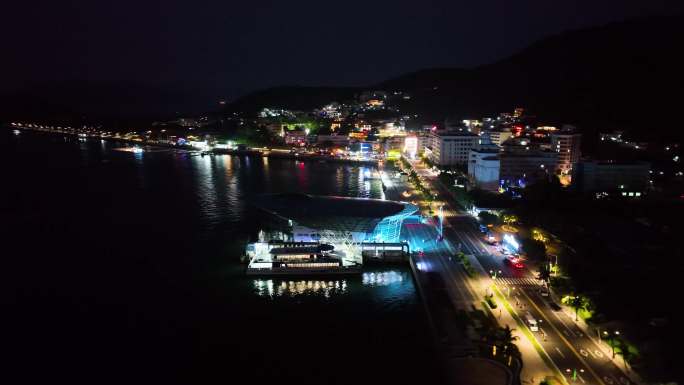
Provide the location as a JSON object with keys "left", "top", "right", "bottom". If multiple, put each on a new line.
{"left": 378, "top": 15, "right": 684, "bottom": 140}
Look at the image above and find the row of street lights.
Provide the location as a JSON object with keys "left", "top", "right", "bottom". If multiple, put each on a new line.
{"left": 598, "top": 329, "right": 621, "bottom": 358}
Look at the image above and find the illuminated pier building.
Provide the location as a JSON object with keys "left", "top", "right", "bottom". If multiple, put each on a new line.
{"left": 245, "top": 193, "right": 418, "bottom": 275}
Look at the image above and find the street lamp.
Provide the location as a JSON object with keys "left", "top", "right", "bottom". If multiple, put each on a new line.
{"left": 603, "top": 330, "right": 620, "bottom": 358}
{"left": 565, "top": 368, "right": 585, "bottom": 382}
{"left": 437, "top": 204, "right": 444, "bottom": 241}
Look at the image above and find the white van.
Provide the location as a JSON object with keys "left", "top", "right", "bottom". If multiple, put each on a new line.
{"left": 526, "top": 313, "right": 538, "bottom": 331}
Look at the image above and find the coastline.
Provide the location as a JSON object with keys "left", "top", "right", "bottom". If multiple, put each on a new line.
{"left": 9, "top": 124, "right": 379, "bottom": 166}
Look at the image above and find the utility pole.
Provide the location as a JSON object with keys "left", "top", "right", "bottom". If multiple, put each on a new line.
{"left": 438, "top": 204, "right": 444, "bottom": 240}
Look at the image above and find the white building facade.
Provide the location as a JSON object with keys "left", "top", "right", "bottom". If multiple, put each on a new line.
{"left": 425, "top": 131, "right": 479, "bottom": 166}
{"left": 486, "top": 130, "right": 514, "bottom": 147}
{"left": 468, "top": 143, "right": 501, "bottom": 192}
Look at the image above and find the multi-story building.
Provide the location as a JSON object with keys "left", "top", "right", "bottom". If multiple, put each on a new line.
{"left": 498, "top": 138, "right": 558, "bottom": 187}
{"left": 468, "top": 138, "right": 501, "bottom": 191}
{"left": 532, "top": 126, "right": 557, "bottom": 139}
{"left": 462, "top": 120, "right": 483, "bottom": 135}
{"left": 383, "top": 136, "right": 405, "bottom": 153}
{"left": 551, "top": 129, "right": 582, "bottom": 175}
{"left": 317, "top": 134, "right": 349, "bottom": 147}
{"left": 402, "top": 133, "right": 430, "bottom": 159}
{"left": 425, "top": 130, "right": 479, "bottom": 166}
{"left": 284, "top": 129, "right": 308, "bottom": 146}
{"left": 485, "top": 129, "right": 514, "bottom": 147}
{"left": 572, "top": 160, "right": 650, "bottom": 197}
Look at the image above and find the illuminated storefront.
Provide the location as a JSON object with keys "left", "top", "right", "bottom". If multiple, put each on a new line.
{"left": 502, "top": 233, "right": 520, "bottom": 253}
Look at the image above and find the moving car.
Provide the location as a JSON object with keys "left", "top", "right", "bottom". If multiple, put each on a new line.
{"left": 525, "top": 312, "right": 539, "bottom": 331}
{"left": 505, "top": 255, "right": 525, "bottom": 269}
{"left": 539, "top": 286, "right": 549, "bottom": 297}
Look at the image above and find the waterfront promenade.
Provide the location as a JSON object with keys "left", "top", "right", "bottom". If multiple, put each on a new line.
{"left": 383, "top": 166, "right": 516, "bottom": 385}
{"left": 10, "top": 124, "right": 378, "bottom": 166}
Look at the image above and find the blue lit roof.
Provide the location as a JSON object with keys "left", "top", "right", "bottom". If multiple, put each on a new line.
{"left": 254, "top": 193, "right": 417, "bottom": 233}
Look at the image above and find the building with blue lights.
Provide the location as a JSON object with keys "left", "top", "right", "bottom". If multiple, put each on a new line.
{"left": 246, "top": 194, "right": 418, "bottom": 274}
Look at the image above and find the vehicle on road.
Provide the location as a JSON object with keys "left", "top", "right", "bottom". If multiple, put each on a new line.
{"left": 505, "top": 255, "right": 525, "bottom": 269}
{"left": 525, "top": 312, "right": 539, "bottom": 331}
{"left": 539, "top": 286, "right": 549, "bottom": 297}
{"left": 479, "top": 224, "right": 488, "bottom": 233}
{"left": 547, "top": 301, "right": 561, "bottom": 311}
{"left": 485, "top": 232, "right": 497, "bottom": 245}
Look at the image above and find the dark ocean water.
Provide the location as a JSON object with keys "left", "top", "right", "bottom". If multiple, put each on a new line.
{"left": 3, "top": 129, "right": 442, "bottom": 385}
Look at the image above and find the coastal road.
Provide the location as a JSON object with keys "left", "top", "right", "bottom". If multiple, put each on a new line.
{"left": 405, "top": 159, "right": 637, "bottom": 385}
{"left": 402, "top": 216, "right": 477, "bottom": 311}
{"left": 453, "top": 217, "right": 636, "bottom": 385}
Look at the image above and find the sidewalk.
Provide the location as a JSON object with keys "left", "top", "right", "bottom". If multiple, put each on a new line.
{"left": 465, "top": 254, "right": 561, "bottom": 385}
{"left": 549, "top": 288, "right": 644, "bottom": 385}
{"left": 527, "top": 251, "right": 645, "bottom": 385}
{"left": 404, "top": 157, "right": 559, "bottom": 383}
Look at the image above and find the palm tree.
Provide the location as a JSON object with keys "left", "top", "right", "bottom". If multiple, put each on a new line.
{"left": 616, "top": 340, "right": 638, "bottom": 371}
{"left": 496, "top": 325, "right": 520, "bottom": 357}
{"left": 567, "top": 295, "right": 588, "bottom": 321}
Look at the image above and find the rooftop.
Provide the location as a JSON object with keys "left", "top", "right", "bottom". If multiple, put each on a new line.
{"left": 434, "top": 129, "right": 479, "bottom": 137}
{"left": 254, "top": 193, "right": 417, "bottom": 233}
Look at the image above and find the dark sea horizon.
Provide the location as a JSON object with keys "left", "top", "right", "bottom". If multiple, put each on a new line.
{"left": 3, "top": 128, "right": 443, "bottom": 385}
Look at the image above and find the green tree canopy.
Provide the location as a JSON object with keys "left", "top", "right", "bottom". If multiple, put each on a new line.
{"left": 478, "top": 211, "right": 501, "bottom": 226}
{"left": 522, "top": 238, "right": 546, "bottom": 261}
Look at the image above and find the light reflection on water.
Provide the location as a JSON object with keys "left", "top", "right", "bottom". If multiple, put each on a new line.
{"left": 253, "top": 278, "right": 348, "bottom": 298}
{"left": 185, "top": 155, "right": 383, "bottom": 225}
{"left": 362, "top": 270, "right": 404, "bottom": 286}
{"left": 252, "top": 270, "right": 408, "bottom": 299}
{"left": 193, "top": 154, "right": 220, "bottom": 226}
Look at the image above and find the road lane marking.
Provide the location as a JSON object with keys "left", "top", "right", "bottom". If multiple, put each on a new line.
{"left": 548, "top": 310, "right": 578, "bottom": 337}
{"left": 545, "top": 302, "right": 635, "bottom": 383}
{"left": 491, "top": 285, "right": 567, "bottom": 384}
{"left": 555, "top": 347, "right": 566, "bottom": 358}
{"left": 519, "top": 288, "right": 607, "bottom": 385}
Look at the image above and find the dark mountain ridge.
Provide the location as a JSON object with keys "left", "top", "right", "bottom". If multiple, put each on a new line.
{"left": 3, "top": 14, "right": 682, "bottom": 143}
{"left": 228, "top": 14, "right": 684, "bottom": 141}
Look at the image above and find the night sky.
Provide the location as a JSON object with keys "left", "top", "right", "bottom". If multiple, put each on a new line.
{"left": 4, "top": 0, "right": 684, "bottom": 111}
